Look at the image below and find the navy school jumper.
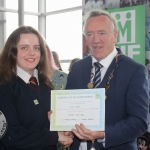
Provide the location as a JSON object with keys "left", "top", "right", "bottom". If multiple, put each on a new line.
{"left": 0, "top": 76, "right": 58, "bottom": 150}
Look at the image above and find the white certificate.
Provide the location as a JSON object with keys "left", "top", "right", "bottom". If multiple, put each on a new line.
{"left": 50, "top": 88, "right": 105, "bottom": 131}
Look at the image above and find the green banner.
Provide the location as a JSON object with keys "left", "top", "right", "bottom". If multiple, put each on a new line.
{"left": 107, "top": 5, "right": 145, "bottom": 65}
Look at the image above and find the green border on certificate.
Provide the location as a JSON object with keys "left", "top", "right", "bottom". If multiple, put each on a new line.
{"left": 50, "top": 88, "right": 105, "bottom": 131}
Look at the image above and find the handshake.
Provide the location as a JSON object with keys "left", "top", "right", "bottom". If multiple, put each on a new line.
{"left": 58, "top": 131, "right": 74, "bottom": 148}
{"left": 48, "top": 111, "right": 73, "bottom": 148}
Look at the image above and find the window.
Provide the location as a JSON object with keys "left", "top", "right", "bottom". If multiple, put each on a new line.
{"left": 6, "top": 12, "right": 18, "bottom": 39}
{"left": 46, "top": 0, "right": 82, "bottom": 12}
{"left": 24, "top": 0, "right": 38, "bottom": 12}
{"left": 6, "top": 0, "right": 18, "bottom": 10}
{"left": 24, "top": 15, "right": 38, "bottom": 30}
{"left": 46, "top": 10, "right": 82, "bottom": 61}
{"left": 3, "top": 0, "right": 82, "bottom": 72}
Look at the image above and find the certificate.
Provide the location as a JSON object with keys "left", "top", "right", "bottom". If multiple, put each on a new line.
{"left": 50, "top": 88, "right": 105, "bottom": 131}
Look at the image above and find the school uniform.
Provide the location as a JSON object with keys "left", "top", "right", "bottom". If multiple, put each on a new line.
{"left": 0, "top": 67, "right": 58, "bottom": 150}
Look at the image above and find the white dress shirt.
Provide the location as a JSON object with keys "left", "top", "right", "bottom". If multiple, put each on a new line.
{"left": 17, "top": 66, "right": 39, "bottom": 85}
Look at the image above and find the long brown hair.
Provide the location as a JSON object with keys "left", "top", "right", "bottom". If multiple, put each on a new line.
{"left": 0, "top": 26, "right": 53, "bottom": 89}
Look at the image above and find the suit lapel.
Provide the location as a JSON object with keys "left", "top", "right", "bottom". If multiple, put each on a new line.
{"left": 99, "top": 57, "right": 116, "bottom": 88}
{"left": 98, "top": 48, "right": 124, "bottom": 88}
{"left": 83, "top": 56, "right": 93, "bottom": 89}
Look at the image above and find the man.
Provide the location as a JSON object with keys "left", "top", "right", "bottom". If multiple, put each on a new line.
{"left": 66, "top": 10, "right": 149, "bottom": 150}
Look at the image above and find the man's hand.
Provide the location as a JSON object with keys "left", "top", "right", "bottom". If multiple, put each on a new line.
{"left": 63, "top": 131, "right": 74, "bottom": 138}
{"left": 58, "top": 131, "right": 73, "bottom": 148}
{"left": 48, "top": 111, "right": 73, "bottom": 147}
{"left": 72, "top": 123, "right": 105, "bottom": 141}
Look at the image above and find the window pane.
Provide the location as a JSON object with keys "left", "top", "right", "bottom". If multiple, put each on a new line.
{"left": 24, "top": 0, "right": 38, "bottom": 12}
{"left": 46, "top": 0, "right": 82, "bottom": 12}
{"left": 6, "top": 0, "right": 18, "bottom": 10}
{"left": 24, "top": 15, "right": 38, "bottom": 30}
{"left": 6, "top": 12, "right": 18, "bottom": 39}
{"left": 46, "top": 10, "right": 82, "bottom": 60}
{"left": 61, "top": 63, "right": 70, "bottom": 73}
{"left": 61, "top": 62, "right": 70, "bottom": 73}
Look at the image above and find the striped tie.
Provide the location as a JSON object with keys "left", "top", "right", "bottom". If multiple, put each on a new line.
{"left": 93, "top": 62, "right": 103, "bottom": 88}
{"left": 29, "top": 76, "right": 38, "bottom": 87}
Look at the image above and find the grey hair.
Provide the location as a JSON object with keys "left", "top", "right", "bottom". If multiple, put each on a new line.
{"left": 83, "top": 9, "right": 118, "bottom": 36}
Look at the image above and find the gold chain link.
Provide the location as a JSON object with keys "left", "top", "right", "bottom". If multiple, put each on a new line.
{"left": 104, "top": 54, "right": 126, "bottom": 99}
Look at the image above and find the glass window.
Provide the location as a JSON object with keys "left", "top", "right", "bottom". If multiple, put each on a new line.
{"left": 24, "top": 0, "right": 38, "bottom": 12}
{"left": 46, "top": 0, "right": 82, "bottom": 12}
{"left": 6, "top": 12, "right": 18, "bottom": 39}
{"left": 24, "top": 15, "right": 38, "bottom": 30}
{"left": 6, "top": 0, "right": 38, "bottom": 12}
{"left": 61, "top": 62, "right": 70, "bottom": 74}
{"left": 46, "top": 10, "right": 82, "bottom": 61}
{"left": 6, "top": 0, "right": 18, "bottom": 10}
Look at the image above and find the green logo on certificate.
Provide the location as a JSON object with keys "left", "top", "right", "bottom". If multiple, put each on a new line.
{"left": 34, "top": 99, "right": 39, "bottom": 105}
{"left": 95, "top": 94, "right": 100, "bottom": 99}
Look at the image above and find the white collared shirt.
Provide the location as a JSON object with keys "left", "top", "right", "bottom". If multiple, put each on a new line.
{"left": 92, "top": 47, "right": 118, "bottom": 82}
{"left": 17, "top": 66, "right": 39, "bottom": 85}
{"left": 79, "top": 47, "right": 118, "bottom": 150}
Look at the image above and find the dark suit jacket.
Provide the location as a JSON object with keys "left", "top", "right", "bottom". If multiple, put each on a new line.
{"left": 66, "top": 48, "right": 149, "bottom": 150}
